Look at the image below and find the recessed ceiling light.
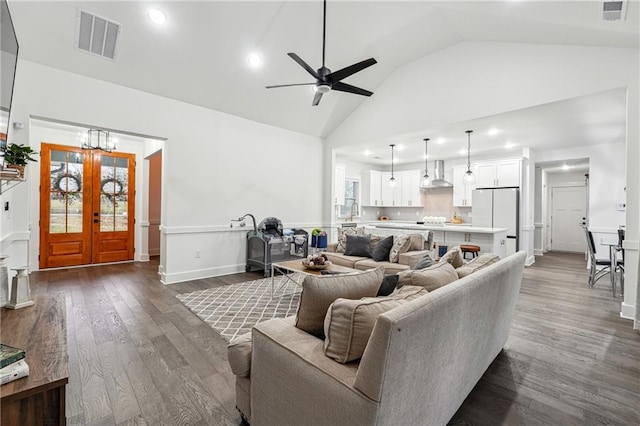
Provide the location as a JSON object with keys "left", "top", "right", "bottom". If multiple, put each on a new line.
{"left": 562, "top": 164, "right": 570, "bottom": 171}
{"left": 247, "top": 52, "right": 263, "bottom": 69}
{"left": 396, "top": 144, "right": 405, "bottom": 151}
{"left": 436, "top": 138, "right": 445, "bottom": 144}
{"left": 393, "top": 158, "right": 399, "bottom": 163}
{"left": 487, "top": 127, "right": 501, "bottom": 136}
{"left": 505, "top": 141, "right": 515, "bottom": 149}
{"left": 364, "top": 150, "right": 371, "bottom": 156}
{"left": 423, "top": 154, "right": 429, "bottom": 160}
{"left": 459, "top": 149, "right": 467, "bottom": 155}
{"left": 148, "top": 8, "right": 166, "bottom": 25}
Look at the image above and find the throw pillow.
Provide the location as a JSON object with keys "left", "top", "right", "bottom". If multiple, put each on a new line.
{"left": 438, "top": 246, "right": 464, "bottom": 268}
{"left": 335, "top": 227, "right": 365, "bottom": 253}
{"left": 456, "top": 253, "right": 500, "bottom": 278}
{"left": 371, "top": 235, "right": 394, "bottom": 262}
{"left": 227, "top": 331, "right": 252, "bottom": 378}
{"left": 376, "top": 274, "right": 399, "bottom": 296}
{"left": 323, "top": 286, "right": 427, "bottom": 363}
{"left": 389, "top": 235, "right": 412, "bottom": 263}
{"left": 295, "top": 266, "right": 384, "bottom": 338}
{"left": 397, "top": 262, "right": 458, "bottom": 291}
{"left": 344, "top": 235, "right": 372, "bottom": 257}
{"left": 413, "top": 253, "right": 435, "bottom": 270}
{"left": 408, "top": 234, "right": 425, "bottom": 251}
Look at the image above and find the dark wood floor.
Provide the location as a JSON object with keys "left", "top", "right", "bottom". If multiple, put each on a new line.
{"left": 9, "top": 252, "right": 640, "bottom": 425}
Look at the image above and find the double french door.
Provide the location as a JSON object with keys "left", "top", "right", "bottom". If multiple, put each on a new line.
{"left": 39, "top": 143, "right": 135, "bottom": 268}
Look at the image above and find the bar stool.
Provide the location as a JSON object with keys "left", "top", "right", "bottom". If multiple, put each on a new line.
{"left": 460, "top": 244, "right": 480, "bottom": 260}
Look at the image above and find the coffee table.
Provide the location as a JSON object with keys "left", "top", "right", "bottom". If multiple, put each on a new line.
{"left": 270, "top": 259, "right": 358, "bottom": 299}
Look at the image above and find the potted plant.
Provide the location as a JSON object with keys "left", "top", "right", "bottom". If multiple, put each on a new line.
{"left": 2, "top": 144, "right": 37, "bottom": 178}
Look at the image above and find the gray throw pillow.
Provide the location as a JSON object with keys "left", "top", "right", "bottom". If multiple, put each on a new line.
{"left": 413, "top": 254, "right": 435, "bottom": 270}
{"left": 371, "top": 235, "right": 394, "bottom": 261}
{"left": 377, "top": 274, "right": 399, "bottom": 296}
{"left": 344, "top": 235, "right": 372, "bottom": 257}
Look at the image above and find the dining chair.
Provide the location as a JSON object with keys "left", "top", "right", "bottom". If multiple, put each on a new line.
{"left": 616, "top": 228, "right": 625, "bottom": 295}
{"left": 584, "top": 228, "right": 612, "bottom": 288}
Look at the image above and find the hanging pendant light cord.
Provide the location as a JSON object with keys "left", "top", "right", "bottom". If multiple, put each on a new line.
{"left": 466, "top": 131, "right": 472, "bottom": 172}
{"left": 424, "top": 138, "right": 429, "bottom": 176}
{"left": 391, "top": 144, "right": 395, "bottom": 178}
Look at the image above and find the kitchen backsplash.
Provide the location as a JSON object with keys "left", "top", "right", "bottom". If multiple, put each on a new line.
{"left": 358, "top": 188, "right": 472, "bottom": 223}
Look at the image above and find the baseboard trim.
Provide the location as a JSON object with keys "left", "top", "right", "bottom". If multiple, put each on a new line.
{"left": 525, "top": 255, "right": 535, "bottom": 266}
{"left": 149, "top": 248, "right": 160, "bottom": 256}
{"left": 160, "top": 264, "right": 246, "bottom": 285}
{"left": 620, "top": 302, "right": 636, "bottom": 321}
{"left": 534, "top": 249, "right": 544, "bottom": 256}
{"left": 139, "top": 254, "right": 150, "bottom": 262}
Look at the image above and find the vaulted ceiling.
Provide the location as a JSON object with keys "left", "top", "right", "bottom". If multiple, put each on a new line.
{"left": 8, "top": 1, "right": 640, "bottom": 138}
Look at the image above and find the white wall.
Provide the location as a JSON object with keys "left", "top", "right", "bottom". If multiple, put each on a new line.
{"left": 5, "top": 59, "right": 324, "bottom": 283}
{"left": 325, "top": 41, "right": 639, "bottom": 321}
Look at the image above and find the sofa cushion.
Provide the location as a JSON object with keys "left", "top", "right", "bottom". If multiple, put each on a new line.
{"left": 371, "top": 235, "right": 394, "bottom": 262}
{"left": 389, "top": 235, "right": 412, "bottom": 263}
{"left": 408, "top": 234, "right": 425, "bottom": 251}
{"left": 377, "top": 274, "right": 399, "bottom": 296}
{"left": 413, "top": 253, "right": 435, "bottom": 270}
{"left": 323, "top": 286, "right": 428, "bottom": 363}
{"left": 354, "top": 259, "right": 411, "bottom": 275}
{"left": 295, "top": 266, "right": 384, "bottom": 338}
{"left": 336, "top": 227, "right": 365, "bottom": 253}
{"left": 322, "top": 251, "right": 368, "bottom": 269}
{"left": 344, "top": 235, "right": 372, "bottom": 257}
{"left": 227, "top": 331, "right": 253, "bottom": 378}
{"left": 456, "top": 253, "right": 500, "bottom": 278}
{"left": 438, "top": 246, "right": 464, "bottom": 268}
{"left": 397, "top": 262, "right": 458, "bottom": 291}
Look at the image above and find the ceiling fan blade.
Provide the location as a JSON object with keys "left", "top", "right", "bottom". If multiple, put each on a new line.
{"left": 288, "top": 53, "right": 320, "bottom": 79}
{"left": 312, "top": 91, "right": 323, "bottom": 106}
{"left": 332, "top": 82, "right": 373, "bottom": 97}
{"left": 328, "top": 58, "right": 377, "bottom": 83}
{"left": 265, "top": 83, "right": 316, "bottom": 89}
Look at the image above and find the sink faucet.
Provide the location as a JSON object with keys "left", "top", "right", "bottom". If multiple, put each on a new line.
{"left": 349, "top": 202, "right": 359, "bottom": 222}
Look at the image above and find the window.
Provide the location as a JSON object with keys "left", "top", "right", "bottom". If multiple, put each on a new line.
{"left": 339, "top": 178, "right": 360, "bottom": 219}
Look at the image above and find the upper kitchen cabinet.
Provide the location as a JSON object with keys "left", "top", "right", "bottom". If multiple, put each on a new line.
{"left": 381, "top": 171, "right": 400, "bottom": 206}
{"left": 334, "top": 165, "right": 346, "bottom": 205}
{"left": 400, "top": 170, "right": 423, "bottom": 207}
{"left": 475, "top": 159, "right": 521, "bottom": 188}
{"left": 361, "top": 170, "right": 382, "bottom": 206}
{"left": 453, "top": 165, "right": 476, "bottom": 207}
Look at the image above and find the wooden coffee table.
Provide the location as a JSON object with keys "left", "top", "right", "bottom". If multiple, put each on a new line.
{"left": 270, "top": 259, "right": 358, "bottom": 298}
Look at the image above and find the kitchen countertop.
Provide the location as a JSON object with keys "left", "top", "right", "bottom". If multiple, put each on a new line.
{"left": 367, "top": 222, "right": 508, "bottom": 234}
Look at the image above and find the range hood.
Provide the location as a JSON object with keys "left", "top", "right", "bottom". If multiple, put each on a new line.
{"left": 423, "top": 160, "right": 453, "bottom": 189}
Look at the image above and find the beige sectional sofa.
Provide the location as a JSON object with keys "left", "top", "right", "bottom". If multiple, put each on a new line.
{"left": 228, "top": 251, "right": 527, "bottom": 425}
{"left": 322, "top": 233, "right": 433, "bottom": 274}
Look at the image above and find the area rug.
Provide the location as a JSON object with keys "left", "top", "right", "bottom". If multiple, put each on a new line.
{"left": 176, "top": 274, "right": 302, "bottom": 342}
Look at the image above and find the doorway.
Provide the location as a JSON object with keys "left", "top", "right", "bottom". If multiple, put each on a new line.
{"left": 39, "top": 143, "right": 135, "bottom": 268}
{"left": 550, "top": 185, "right": 587, "bottom": 252}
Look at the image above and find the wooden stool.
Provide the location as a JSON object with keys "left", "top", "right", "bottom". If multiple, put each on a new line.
{"left": 460, "top": 245, "right": 480, "bottom": 260}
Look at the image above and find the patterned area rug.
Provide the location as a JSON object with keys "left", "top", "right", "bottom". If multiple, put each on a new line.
{"left": 176, "top": 274, "right": 302, "bottom": 342}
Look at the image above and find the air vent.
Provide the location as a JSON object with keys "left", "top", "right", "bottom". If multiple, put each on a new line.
{"left": 76, "top": 10, "right": 120, "bottom": 60}
{"left": 603, "top": 1, "right": 626, "bottom": 21}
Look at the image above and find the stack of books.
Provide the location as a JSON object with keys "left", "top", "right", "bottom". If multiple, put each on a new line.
{"left": 0, "top": 343, "right": 29, "bottom": 385}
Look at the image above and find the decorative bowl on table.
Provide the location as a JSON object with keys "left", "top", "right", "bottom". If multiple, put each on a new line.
{"left": 302, "top": 254, "right": 332, "bottom": 270}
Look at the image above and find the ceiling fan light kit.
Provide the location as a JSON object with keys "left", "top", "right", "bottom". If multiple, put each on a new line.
{"left": 266, "top": 0, "right": 377, "bottom": 105}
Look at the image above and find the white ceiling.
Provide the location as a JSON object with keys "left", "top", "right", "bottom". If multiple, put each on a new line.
{"left": 335, "top": 87, "right": 627, "bottom": 166}
{"left": 8, "top": 1, "right": 640, "bottom": 139}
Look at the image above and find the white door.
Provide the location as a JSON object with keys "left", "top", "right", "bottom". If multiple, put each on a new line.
{"left": 551, "top": 186, "right": 587, "bottom": 252}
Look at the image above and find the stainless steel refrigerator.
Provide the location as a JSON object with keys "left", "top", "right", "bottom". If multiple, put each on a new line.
{"left": 472, "top": 188, "right": 519, "bottom": 256}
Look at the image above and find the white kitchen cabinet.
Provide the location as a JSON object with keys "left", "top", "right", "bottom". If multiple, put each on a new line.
{"left": 361, "top": 170, "right": 382, "bottom": 206}
{"left": 453, "top": 165, "right": 476, "bottom": 207}
{"left": 475, "top": 159, "right": 521, "bottom": 188}
{"left": 334, "top": 165, "right": 346, "bottom": 205}
{"left": 380, "top": 172, "right": 401, "bottom": 206}
{"left": 400, "top": 170, "right": 423, "bottom": 207}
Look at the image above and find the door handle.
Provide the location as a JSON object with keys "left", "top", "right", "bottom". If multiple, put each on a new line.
{"left": 94, "top": 219, "right": 100, "bottom": 223}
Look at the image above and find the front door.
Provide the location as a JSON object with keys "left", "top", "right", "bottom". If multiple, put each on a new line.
{"left": 39, "top": 143, "right": 135, "bottom": 268}
{"left": 550, "top": 186, "right": 587, "bottom": 252}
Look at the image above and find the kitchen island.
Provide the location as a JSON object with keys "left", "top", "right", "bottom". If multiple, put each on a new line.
{"left": 364, "top": 222, "right": 509, "bottom": 259}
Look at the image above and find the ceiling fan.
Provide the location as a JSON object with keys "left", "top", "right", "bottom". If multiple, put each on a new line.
{"left": 266, "top": 0, "right": 377, "bottom": 106}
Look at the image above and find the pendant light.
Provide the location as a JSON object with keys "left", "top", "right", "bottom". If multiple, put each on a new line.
{"left": 389, "top": 144, "right": 396, "bottom": 187}
{"left": 83, "top": 129, "right": 116, "bottom": 152}
{"left": 421, "top": 138, "right": 431, "bottom": 188}
{"left": 463, "top": 130, "right": 476, "bottom": 185}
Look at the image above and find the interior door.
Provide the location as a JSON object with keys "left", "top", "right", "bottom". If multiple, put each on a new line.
{"left": 551, "top": 186, "right": 586, "bottom": 252}
{"left": 39, "top": 144, "right": 135, "bottom": 268}
{"left": 92, "top": 151, "right": 135, "bottom": 263}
